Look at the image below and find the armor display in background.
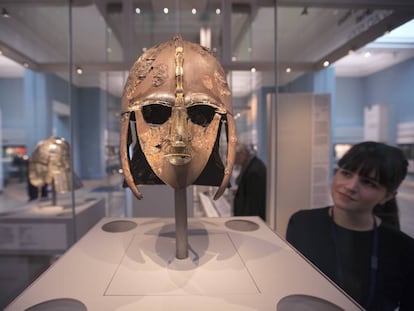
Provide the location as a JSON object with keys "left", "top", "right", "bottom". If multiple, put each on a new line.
{"left": 28, "top": 136, "right": 82, "bottom": 198}
{"left": 120, "top": 35, "right": 237, "bottom": 200}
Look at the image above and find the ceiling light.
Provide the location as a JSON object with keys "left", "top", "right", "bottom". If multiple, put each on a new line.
{"left": 232, "top": 56, "right": 237, "bottom": 61}
{"left": 216, "top": 8, "right": 221, "bottom": 15}
{"left": 301, "top": 7, "right": 308, "bottom": 16}
{"left": 348, "top": 48, "right": 355, "bottom": 55}
{"left": 251, "top": 67, "right": 256, "bottom": 73}
{"left": 286, "top": 67, "right": 291, "bottom": 73}
{"left": 191, "top": 8, "right": 196, "bottom": 15}
{"left": 23, "top": 62, "right": 29, "bottom": 68}
{"left": 163, "top": 7, "right": 168, "bottom": 14}
{"left": 364, "top": 51, "right": 371, "bottom": 58}
{"left": 135, "top": 7, "right": 141, "bottom": 14}
{"left": 2, "top": 8, "right": 10, "bottom": 18}
{"left": 323, "top": 60, "right": 330, "bottom": 67}
{"left": 76, "top": 67, "right": 83, "bottom": 75}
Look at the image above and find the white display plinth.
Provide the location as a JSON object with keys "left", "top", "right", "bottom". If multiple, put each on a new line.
{"left": 0, "top": 198, "right": 105, "bottom": 255}
{"left": 5, "top": 217, "right": 363, "bottom": 311}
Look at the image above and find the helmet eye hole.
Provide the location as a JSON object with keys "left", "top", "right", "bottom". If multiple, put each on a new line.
{"left": 142, "top": 103, "right": 172, "bottom": 125}
{"left": 187, "top": 105, "right": 216, "bottom": 127}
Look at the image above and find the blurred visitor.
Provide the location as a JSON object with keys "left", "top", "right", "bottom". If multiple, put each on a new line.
{"left": 233, "top": 143, "right": 267, "bottom": 221}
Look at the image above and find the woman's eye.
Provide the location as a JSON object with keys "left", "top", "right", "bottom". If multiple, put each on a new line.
{"left": 361, "top": 178, "right": 379, "bottom": 188}
{"left": 142, "top": 104, "right": 171, "bottom": 125}
{"left": 187, "top": 105, "right": 217, "bottom": 127}
{"left": 340, "top": 169, "right": 352, "bottom": 177}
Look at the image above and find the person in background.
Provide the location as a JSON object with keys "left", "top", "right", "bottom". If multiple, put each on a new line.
{"left": 233, "top": 143, "right": 267, "bottom": 221}
{"left": 286, "top": 141, "right": 414, "bottom": 311}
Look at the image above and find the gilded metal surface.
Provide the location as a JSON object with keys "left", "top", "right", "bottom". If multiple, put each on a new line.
{"left": 120, "top": 35, "right": 236, "bottom": 199}
{"left": 28, "top": 136, "right": 82, "bottom": 194}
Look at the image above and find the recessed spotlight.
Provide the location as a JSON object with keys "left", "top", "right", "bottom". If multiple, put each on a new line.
{"left": 251, "top": 67, "right": 256, "bottom": 73}
{"left": 163, "top": 7, "right": 169, "bottom": 14}
{"left": 76, "top": 67, "right": 83, "bottom": 75}
{"left": 191, "top": 8, "right": 196, "bottom": 14}
{"left": 323, "top": 60, "right": 330, "bottom": 67}
{"left": 286, "top": 67, "right": 291, "bottom": 73}
{"left": 135, "top": 7, "right": 141, "bottom": 14}
{"left": 216, "top": 8, "right": 221, "bottom": 15}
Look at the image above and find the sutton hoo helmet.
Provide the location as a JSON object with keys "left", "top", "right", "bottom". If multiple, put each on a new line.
{"left": 28, "top": 136, "right": 83, "bottom": 193}
{"left": 120, "top": 35, "right": 237, "bottom": 200}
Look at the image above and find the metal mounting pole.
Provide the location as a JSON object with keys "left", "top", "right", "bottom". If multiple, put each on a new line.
{"left": 174, "top": 188, "right": 188, "bottom": 259}
{"left": 51, "top": 178, "right": 57, "bottom": 206}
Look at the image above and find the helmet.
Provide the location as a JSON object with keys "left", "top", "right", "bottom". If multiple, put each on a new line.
{"left": 28, "top": 136, "right": 82, "bottom": 193}
{"left": 120, "top": 35, "right": 237, "bottom": 200}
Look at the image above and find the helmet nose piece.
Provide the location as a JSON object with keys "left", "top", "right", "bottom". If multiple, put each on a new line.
{"left": 167, "top": 105, "right": 191, "bottom": 165}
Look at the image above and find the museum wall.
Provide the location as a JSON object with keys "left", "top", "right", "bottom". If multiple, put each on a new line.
{"left": 0, "top": 72, "right": 118, "bottom": 180}
{"left": 336, "top": 57, "right": 414, "bottom": 145}
{"left": 73, "top": 87, "right": 106, "bottom": 179}
{"left": 0, "top": 78, "right": 24, "bottom": 132}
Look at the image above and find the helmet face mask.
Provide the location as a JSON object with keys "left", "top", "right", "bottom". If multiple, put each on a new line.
{"left": 121, "top": 35, "right": 237, "bottom": 200}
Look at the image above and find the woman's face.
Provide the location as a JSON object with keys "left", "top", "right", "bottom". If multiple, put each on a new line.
{"left": 331, "top": 168, "right": 394, "bottom": 213}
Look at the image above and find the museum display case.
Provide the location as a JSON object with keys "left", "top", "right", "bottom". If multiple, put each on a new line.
{"left": 4, "top": 216, "right": 363, "bottom": 311}
{"left": 0, "top": 0, "right": 413, "bottom": 309}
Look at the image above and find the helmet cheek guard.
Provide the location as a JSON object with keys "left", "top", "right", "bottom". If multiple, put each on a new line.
{"left": 120, "top": 35, "right": 237, "bottom": 200}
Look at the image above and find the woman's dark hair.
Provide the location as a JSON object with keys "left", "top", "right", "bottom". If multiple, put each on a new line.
{"left": 338, "top": 141, "right": 408, "bottom": 229}
{"left": 338, "top": 141, "right": 408, "bottom": 193}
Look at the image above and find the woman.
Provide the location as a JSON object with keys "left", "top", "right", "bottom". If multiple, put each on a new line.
{"left": 286, "top": 141, "right": 414, "bottom": 311}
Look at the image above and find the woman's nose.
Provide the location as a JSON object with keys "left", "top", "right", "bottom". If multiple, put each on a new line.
{"left": 344, "top": 175, "right": 359, "bottom": 191}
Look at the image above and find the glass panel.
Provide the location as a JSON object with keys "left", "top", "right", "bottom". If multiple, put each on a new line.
{"left": 0, "top": 2, "right": 73, "bottom": 309}
{"left": 0, "top": 6, "right": 69, "bottom": 64}
{"left": 1, "top": 0, "right": 413, "bottom": 309}
{"left": 275, "top": 4, "right": 414, "bottom": 310}
{"left": 231, "top": 4, "right": 275, "bottom": 63}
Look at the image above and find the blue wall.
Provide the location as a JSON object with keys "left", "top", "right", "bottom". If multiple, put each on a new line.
{"left": 364, "top": 58, "right": 414, "bottom": 143}
{"left": 335, "top": 77, "right": 365, "bottom": 128}
{"left": 73, "top": 87, "right": 106, "bottom": 179}
{"left": 335, "top": 57, "right": 414, "bottom": 145}
{"left": 280, "top": 58, "right": 414, "bottom": 146}
{"left": 0, "top": 78, "right": 24, "bottom": 130}
{"left": 0, "top": 71, "right": 118, "bottom": 180}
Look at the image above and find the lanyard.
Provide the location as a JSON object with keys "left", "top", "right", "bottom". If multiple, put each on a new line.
{"left": 330, "top": 207, "right": 379, "bottom": 310}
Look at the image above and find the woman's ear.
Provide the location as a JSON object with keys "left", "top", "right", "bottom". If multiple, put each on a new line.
{"left": 380, "top": 191, "right": 397, "bottom": 205}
